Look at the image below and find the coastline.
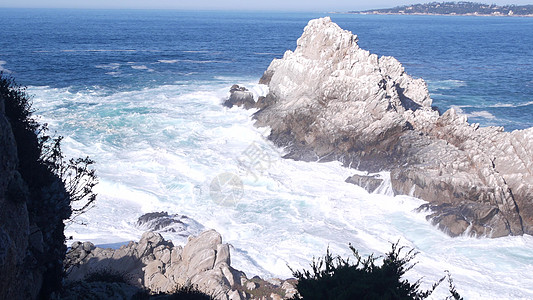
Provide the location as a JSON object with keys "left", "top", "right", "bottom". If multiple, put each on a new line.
{"left": 341, "top": 12, "right": 533, "bottom": 17}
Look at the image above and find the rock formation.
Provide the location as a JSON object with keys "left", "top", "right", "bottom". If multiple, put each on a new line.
{"left": 0, "top": 92, "right": 38, "bottom": 300}
{"left": 224, "top": 85, "right": 256, "bottom": 110}
{"left": 236, "top": 17, "right": 533, "bottom": 237}
{"left": 136, "top": 211, "right": 205, "bottom": 236}
{"left": 65, "top": 230, "right": 297, "bottom": 300}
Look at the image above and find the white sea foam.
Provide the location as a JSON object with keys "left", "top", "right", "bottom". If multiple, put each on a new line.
{"left": 158, "top": 59, "right": 229, "bottom": 64}
{"left": 467, "top": 110, "right": 496, "bottom": 119}
{"left": 131, "top": 65, "right": 154, "bottom": 72}
{"left": 451, "top": 106, "right": 497, "bottom": 120}
{"left": 491, "top": 101, "right": 533, "bottom": 108}
{"left": 95, "top": 63, "right": 121, "bottom": 70}
{"left": 0, "top": 60, "right": 11, "bottom": 73}
{"left": 158, "top": 60, "right": 180, "bottom": 64}
{"left": 29, "top": 82, "right": 533, "bottom": 299}
{"left": 427, "top": 79, "right": 466, "bottom": 90}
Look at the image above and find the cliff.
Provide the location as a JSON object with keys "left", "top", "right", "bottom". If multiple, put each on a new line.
{"left": 0, "top": 77, "right": 72, "bottom": 299}
{"left": 0, "top": 87, "right": 35, "bottom": 299}
{"left": 231, "top": 17, "right": 533, "bottom": 238}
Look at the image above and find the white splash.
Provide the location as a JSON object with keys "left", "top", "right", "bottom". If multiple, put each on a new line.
{"left": 427, "top": 79, "right": 467, "bottom": 90}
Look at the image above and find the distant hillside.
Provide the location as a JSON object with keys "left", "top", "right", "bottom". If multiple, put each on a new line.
{"left": 351, "top": 1, "right": 533, "bottom": 16}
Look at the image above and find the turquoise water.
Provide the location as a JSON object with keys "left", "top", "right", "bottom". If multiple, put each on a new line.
{"left": 1, "top": 9, "right": 533, "bottom": 299}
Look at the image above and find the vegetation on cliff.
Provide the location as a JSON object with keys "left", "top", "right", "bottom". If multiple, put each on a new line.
{"left": 0, "top": 73, "right": 97, "bottom": 298}
{"left": 352, "top": 2, "right": 533, "bottom": 16}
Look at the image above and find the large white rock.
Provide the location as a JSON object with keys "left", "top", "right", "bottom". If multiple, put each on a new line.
{"left": 251, "top": 17, "right": 533, "bottom": 237}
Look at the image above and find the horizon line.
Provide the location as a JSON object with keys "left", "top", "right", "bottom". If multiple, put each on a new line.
{"left": 0, "top": 6, "right": 346, "bottom": 13}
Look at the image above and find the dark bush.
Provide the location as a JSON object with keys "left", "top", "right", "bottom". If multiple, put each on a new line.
{"left": 132, "top": 285, "right": 214, "bottom": 300}
{"left": 445, "top": 271, "right": 463, "bottom": 300}
{"left": 290, "top": 242, "right": 462, "bottom": 300}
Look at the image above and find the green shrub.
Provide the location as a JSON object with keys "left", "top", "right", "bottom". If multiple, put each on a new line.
{"left": 290, "top": 242, "right": 462, "bottom": 300}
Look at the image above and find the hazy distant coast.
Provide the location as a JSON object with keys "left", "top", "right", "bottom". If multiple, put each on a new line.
{"left": 349, "top": 2, "right": 533, "bottom": 17}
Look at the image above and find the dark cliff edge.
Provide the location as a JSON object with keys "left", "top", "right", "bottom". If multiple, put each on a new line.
{"left": 226, "top": 17, "right": 533, "bottom": 238}
{"left": 0, "top": 75, "right": 72, "bottom": 299}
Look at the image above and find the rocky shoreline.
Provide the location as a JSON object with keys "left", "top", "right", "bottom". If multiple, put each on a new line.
{"left": 226, "top": 17, "right": 533, "bottom": 238}
{"left": 347, "top": 12, "right": 533, "bottom": 17}
{"left": 64, "top": 16, "right": 533, "bottom": 299}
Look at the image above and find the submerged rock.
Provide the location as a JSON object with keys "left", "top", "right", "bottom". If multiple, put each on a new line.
{"left": 136, "top": 211, "right": 204, "bottom": 236}
{"left": 233, "top": 17, "right": 533, "bottom": 238}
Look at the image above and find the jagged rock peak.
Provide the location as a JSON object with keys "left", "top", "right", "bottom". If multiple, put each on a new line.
{"left": 295, "top": 17, "right": 360, "bottom": 58}
{"left": 261, "top": 17, "right": 432, "bottom": 113}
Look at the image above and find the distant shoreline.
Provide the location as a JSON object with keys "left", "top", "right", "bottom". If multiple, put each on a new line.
{"left": 345, "top": 12, "right": 533, "bottom": 17}
{"left": 345, "top": 2, "right": 533, "bottom": 18}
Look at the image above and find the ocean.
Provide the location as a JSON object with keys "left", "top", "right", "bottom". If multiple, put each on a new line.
{"left": 1, "top": 9, "right": 532, "bottom": 299}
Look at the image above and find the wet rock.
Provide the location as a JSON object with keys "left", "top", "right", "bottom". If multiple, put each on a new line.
{"left": 137, "top": 211, "right": 186, "bottom": 233}
{"left": 136, "top": 211, "right": 204, "bottom": 237}
{"left": 345, "top": 174, "right": 383, "bottom": 193}
{"left": 224, "top": 85, "right": 256, "bottom": 109}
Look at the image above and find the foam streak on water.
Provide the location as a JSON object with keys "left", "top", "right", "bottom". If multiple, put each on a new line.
{"left": 30, "top": 81, "right": 533, "bottom": 299}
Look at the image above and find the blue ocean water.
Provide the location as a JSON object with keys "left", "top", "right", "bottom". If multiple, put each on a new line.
{"left": 1, "top": 9, "right": 533, "bottom": 299}
{"left": 1, "top": 9, "right": 532, "bottom": 129}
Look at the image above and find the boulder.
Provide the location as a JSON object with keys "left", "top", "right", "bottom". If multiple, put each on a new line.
{"left": 136, "top": 211, "right": 205, "bottom": 238}
{"left": 345, "top": 174, "right": 383, "bottom": 193}
{"left": 137, "top": 211, "right": 184, "bottom": 232}
{"left": 65, "top": 229, "right": 297, "bottom": 299}
{"left": 224, "top": 85, "right": 256, "bottom": 109}
{"left": 65, "top": 230, "right": 249, "bottom": 299}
